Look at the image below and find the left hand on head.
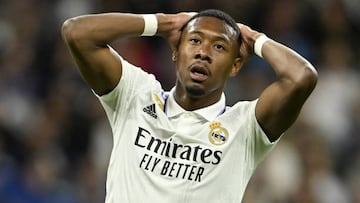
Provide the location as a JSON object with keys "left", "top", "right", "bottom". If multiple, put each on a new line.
{"left": 237, "top": 23, "right": 264, "bottom": 61}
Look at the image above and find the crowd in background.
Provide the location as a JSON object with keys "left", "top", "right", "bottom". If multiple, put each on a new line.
{"left": 0, "top": 0, "right": 359, "bottom": 202}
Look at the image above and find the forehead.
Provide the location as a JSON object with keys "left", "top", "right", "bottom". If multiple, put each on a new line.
{"left": 184, "top": 16, "right": 237, "bottom": 40}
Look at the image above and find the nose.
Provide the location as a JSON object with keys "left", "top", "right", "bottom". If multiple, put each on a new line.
{"left": 195, "top": 45, "right": 212, "bottom": 63}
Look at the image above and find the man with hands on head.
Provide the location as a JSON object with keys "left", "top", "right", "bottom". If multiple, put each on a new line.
{"left": 62, "top": 9, "right": 317, "bottom": 203}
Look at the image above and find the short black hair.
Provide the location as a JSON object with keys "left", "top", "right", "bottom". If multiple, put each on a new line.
{"left": 180, "top": 9, "right": 242, "bottom": 45}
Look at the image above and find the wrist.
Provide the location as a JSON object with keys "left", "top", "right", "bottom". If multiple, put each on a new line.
{"left": 254, "top": 35, "right": 270, "bottom": 58}
{"left": 140, "top": 14, "right": 158, "bottom": 36}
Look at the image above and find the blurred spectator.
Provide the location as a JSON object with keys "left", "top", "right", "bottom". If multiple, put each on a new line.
{"left": 243, "top": 138, "right": 302, "bottom": 202}
{"left": 0, "top": 0, "right": 359, "bottom": 202}
{"left": 302, "top": 38, "right": 359, "bottom": 156}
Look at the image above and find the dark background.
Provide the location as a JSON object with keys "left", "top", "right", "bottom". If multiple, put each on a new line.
{"left": 0, "top": 0, "right": 359, "bottom": 202}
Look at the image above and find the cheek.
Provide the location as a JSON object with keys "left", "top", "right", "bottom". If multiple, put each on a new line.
{"left": 178, "top": 45, "right": 193, "bottom": 58}
{"left": 214, "top": 56, "right": 233, "bottom": 72}
{"left": 176, "top": 50, "right": 193, "bottom": 67}
{"left": 212, "top": 65, "right": 234, "bottom": 81}
{"left": 174, "top": 56, "right": 189, "bottom": 77}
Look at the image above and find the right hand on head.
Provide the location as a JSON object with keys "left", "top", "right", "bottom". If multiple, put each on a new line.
{"left": 157, "top": 12, "right": 196, "bottom": 51}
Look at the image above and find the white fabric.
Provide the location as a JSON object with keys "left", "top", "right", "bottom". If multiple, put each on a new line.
{"left": 141, "top": 14, "right": 158, "bottom": 36}
{"left": 96, "top": 56, "right": 278, "bottom": 203}
{"left": 254, "top": 35, "right": 270, "bottom": 58}
{"left": 166, "top": 87, "right": 226, "bottom": 121}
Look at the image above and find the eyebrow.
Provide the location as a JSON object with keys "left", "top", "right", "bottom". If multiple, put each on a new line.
{"left": 188, "top": 30, "right": 232, "bottom": 44}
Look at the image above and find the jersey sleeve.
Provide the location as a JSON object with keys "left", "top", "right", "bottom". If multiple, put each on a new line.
{"left": 94, "top": 56, "right": 161, "bottom": 132}
{"left": 232, "top": 100, "right": 280, "bottom": 168}
{"left": 247, "top": 100, "right": 280, "bottom": 166}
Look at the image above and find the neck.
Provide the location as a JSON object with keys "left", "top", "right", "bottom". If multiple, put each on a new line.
{"left": 174, "top": 85, "right": 223, "bottom": 111}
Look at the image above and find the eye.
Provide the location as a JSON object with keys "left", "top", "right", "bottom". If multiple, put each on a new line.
{"left": 214, "top": 44, "right": 225, "bottom": 51}
{"left": 189, "top": 38, "right": 201, "bottom": 44}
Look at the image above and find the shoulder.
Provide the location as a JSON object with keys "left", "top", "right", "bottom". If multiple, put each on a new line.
{"left": 226, "top": 99, "right": 257, "bottom": 115}
{"left": 96, "top": 56, "right": 163, "bottom": 107}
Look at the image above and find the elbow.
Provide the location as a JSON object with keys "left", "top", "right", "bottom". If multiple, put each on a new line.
{"left": 61, "top": 17, "right": 82, "bottom": 44}
{"left": 303, "top": 63, "right": 318, "bottom": 89}
{"left": 295, "top": 63, "right": 318, "bottom": 94}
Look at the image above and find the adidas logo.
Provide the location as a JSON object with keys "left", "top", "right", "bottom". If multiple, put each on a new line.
{"left": 143, "top": 103, "right": 157, "bottom": 119}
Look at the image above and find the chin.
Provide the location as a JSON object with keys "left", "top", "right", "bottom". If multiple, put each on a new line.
{"left": 185, "top": 85, "right": 206, "bottom": 97}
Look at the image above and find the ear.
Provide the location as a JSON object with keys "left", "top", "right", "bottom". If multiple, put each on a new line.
{"left": 172, "top": 50, "right": 178, "bottom": 62}
{"left": 229, "top": 57, "right": 243, "bottom": 77}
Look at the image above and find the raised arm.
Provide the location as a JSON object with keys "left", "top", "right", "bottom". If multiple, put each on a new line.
{"left": 238, "top": 24, "right": 318, "bottom": 142}
{"left": 61, "top": 13, "right": 192, "bottom": 95}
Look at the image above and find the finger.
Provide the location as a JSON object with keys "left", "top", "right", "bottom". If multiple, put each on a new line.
{"left": 186, "top": 12, "right": 197, "bottom": 17}
{"left": 238, "top": 23, "right": 251, "bottom": 32}
{"left": 237, "top": 23, "right": 244, "bottom": 28}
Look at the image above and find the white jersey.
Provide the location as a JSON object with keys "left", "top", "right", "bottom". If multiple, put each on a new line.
{"left": 96, "top": 57, "right": 277, "bottom": 203}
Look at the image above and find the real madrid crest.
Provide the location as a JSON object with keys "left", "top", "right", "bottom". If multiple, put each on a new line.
{"left": 208, "top": 121, "right": 228, "bottom": 146}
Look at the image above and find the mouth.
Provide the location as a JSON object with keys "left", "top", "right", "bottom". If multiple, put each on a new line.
{"left": 189, "top": 64, "right": 210, "bottom": 82}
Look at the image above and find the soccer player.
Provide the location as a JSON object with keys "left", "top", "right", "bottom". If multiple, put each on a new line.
{"left": 62, "top": 9, "right": 317, "bottom": 203}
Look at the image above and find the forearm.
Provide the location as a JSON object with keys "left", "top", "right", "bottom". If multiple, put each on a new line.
{"left": 238, "top": 23, "right": 317, "bottom": 90}
{"left": 261, "top": 39, "right": 317, "bottom": 89}
{"left": 255, "top": 37, "right": 318, "bottom": 140}
{"left": 62, "top": 13, "right": 175, "bottom": 46}
{"left": 62, "top": 13, "right": 140, "bottom": 46}
{"left": 61, "top": 12, "right": 183, "bottom": 95}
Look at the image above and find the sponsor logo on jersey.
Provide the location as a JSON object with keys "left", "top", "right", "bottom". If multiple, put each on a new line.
{"left": 143, "top": 103, "right": 157, "bottom": 119}
{"left": 135, "top": 127, "right": 223, "bottom": 182}
{"left": 208, "top": 121, "right": 228, "bottom": 146}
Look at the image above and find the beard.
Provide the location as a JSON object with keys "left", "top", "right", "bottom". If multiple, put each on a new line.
{"left": 185, "top": 85, "right": 206, "bottom": 97}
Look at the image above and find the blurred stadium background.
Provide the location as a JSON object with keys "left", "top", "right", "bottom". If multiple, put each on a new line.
{"left": 0, "top": 0, "right": 360, "bottom": 202}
